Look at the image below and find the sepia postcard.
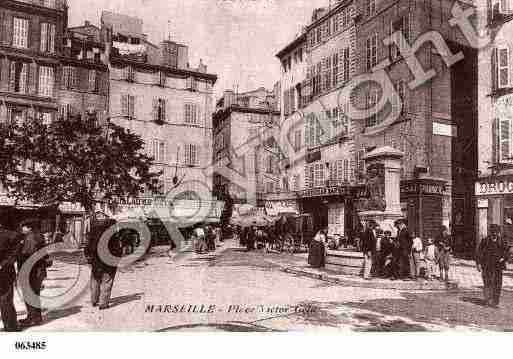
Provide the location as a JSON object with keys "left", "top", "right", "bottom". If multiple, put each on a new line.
{"left": 0, "top": 0, "right": 512, "bottom": 354}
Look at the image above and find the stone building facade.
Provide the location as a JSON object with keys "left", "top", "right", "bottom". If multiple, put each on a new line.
{"left": 353, "top": 0, "right": 478, "bottom": 244}
{"left": 102, "top": 12, "right": 217, "bottom": 205}
{"left": 474, "top": 1, "right": 513, "bottom": 245}
{"left": 212, "top": 88, "right": 280, "bottom": 204}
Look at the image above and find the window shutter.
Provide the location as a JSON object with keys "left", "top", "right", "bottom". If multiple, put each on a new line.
{"left": 152, "top": 98, "right": 158, "bottom": 122}
{"left": 500, "top": 118, "right": 511, "bottom": 162}
{"left": 162, "top": 99, "right": 167, "bottom": 122}
{"left": 498, "top": 46, "right": 510, "bottom": 89}
{"left": 49, "top": 24, "right": 55, "bottom": 53}
{"left": 121, "top": 94, "right": 128, "bottom": 116}
{"left": 9, "top": 61, "right": 15, "bottom": 91}
{"left": 28, "top": 62, "right": 37, "bottom": 94}
{"left": 493, "top": 118, "right": 500, "bottom": 164}
{"left": 40, "top": 23, "right": 48, "bottom": 52}
{"left": 492, "top": 48, "right": 498, "bottom": 91}
{"left": 129, "top": 95, "right": 135, "bottom": 119}
{"left": 159, "top": 141, "right": 165, "bottom": 162}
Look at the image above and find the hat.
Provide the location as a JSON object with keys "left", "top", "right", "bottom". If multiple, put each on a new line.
{"left": 394, "top": 218, "right": 406, "bottom": 226}
{"left": 18, "top": 218, "right": 39, "bottom": 230}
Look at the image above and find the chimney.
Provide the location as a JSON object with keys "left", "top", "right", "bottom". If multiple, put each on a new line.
{"left": 177, "top": 44, "right": 188, "bottom": 69}
{"left": 160, "top": 40, "right": 177, "bottom": 68}
{"left": 224, "top": 90, "right": 235, "bottom": 109}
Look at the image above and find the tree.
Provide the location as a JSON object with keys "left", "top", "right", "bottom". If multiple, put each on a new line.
{"left": 1, "top": 114, "right": 161, "bottom": 215}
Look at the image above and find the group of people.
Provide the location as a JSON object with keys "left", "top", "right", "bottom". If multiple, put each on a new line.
{"left": 235, "top": 218, "right": 294, "bottom": 253}
{"left": 359, "top": 219, "right": 453, "bottom": 281}
{"left": 190, "top": 224, "right": 221, "bottom": 254}
{"left": 0, "top": 220, "right": 51, "bottom": 332}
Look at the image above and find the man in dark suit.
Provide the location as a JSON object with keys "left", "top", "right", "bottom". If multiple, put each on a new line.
{"left": 0, "top": 222, "right": 24, "bottom": 332}
{"left": 85, "top": 219, "right": 122, "bottom": 310}
{"left": 361, "top": 220, "right": 378, "bottom": 279}
{"left": 395, "top": 219, "right": 412, "bottom": 279}
{"left": 18, "top": 220, "right": 47, "bottom": 327}
{"left": 477, "top": 224, "right": 510, "bottom": 308}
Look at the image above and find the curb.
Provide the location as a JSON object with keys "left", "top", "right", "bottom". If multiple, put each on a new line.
{"left": 282, "top": 266, "right": 459, "bottom": 291}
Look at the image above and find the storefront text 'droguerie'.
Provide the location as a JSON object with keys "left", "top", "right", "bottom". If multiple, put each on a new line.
{"left": 475, "top": 179, "right": 513, "bottom": 196}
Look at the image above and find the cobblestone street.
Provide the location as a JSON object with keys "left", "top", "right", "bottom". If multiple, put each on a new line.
{"left": 3, "top": 239, "right": 513, "bottom": 332}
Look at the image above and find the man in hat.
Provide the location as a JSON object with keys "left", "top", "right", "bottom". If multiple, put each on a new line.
{"left": 361, "top": 220, "right": 378, "bottom": 279}
{"left": 85, "top": 219, "right": 122, "bottom": 310}
{"left": 476, "top": 224, "right": 510, "bottom": 308}
{"left": 0, "top": 222, "right": 24, "bottom": 331}
{"left": 395, "top": 219, "right": 412, "bottom": 279}
{"left": 18, "top": 220, "right": 47, "bottom": 327}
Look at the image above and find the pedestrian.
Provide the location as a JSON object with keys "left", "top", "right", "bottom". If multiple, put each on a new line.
{"left": 308, "top": 229, "right": 327, "bottom": 268}
{"left": 436, "top": 226, "right": 452, "bottom": 281}
{"left": 84, "top": 219, "right": 122, "bottom": 310}
{"left": 395, "top": 219, "right": 412, "bottom": 279}
{"left": 378, "top": 230, "right": 394, "bottom": 277}
{"left": 193, "top": 224, "right": 207, "bottom": 254}
{"left": 354, "top": 222, "right": 364, "bottom": 251}
{"left": 424, "top": 238, "right": 437, "bottom": 280}
{"left": 205, "top": 225, "right": 215, "bottom": 252}
{"left": 476, "top": 224, "right": 510, "bottom": 308}
{"left": 0, "top": 222, "right": 24, "bottom": 332}
{"left": 411, "top": 233, "right": 423, "bottom": 279}
{"left": 361, "top": 220, "right": 378, "bottom": 280}
{"left": 246, "top": 226, "right": 256, "bottom": 251}
{"left": 17, "top": 220, "right": 48, "bottom": 327}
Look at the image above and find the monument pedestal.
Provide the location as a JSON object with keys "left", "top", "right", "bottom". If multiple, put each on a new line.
{"left": 359, "top": 146, "right": 404, "bottom": 235}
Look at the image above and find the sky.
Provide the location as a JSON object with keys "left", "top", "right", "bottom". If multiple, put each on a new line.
{"left": 68, "top": 0, "right": 328, "bottom": 98}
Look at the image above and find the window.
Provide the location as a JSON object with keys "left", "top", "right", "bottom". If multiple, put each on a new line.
{"left": 305, "top": 114, "right": 323, "bottom": 147}
{"left": 121, "top": 94, "right": 135, "bottom": 119}
{"left": 158, "top": 71, "right": 166, "bottom": 87}
{"left": 332, "top": 53, "right": 338, "bottom": 86}
{"left": 498, "top": 118, "right": 513, "bottom": 163}
{"left": 184, "top": 143, "right": 198, "bottom": 166}
{"left": 392, "top": 80, "right": 407, "bottom": 117}
{"left": 313, "top": 163, "right": 325, "bottom": 187}
{"left": 366, "top": 34, "right": 378, "bottom": 70}
{"left": 62, "top": 66, "right": 78, "bottom": 89}
{"left": 88, "top": 70, "right": 97, "bottom": 93}
{"left": 59, "top": 104, "right": 72, "bottom": 120}
{"left": 339, "top": 47, "right": 350, "bottom": 83}
{"left": 186, "top": 76, "right": 198, "bottom": 91}
{"left": 13, "top": 17, "right": 29, "bottom": 48}
{"left": 499, "top": 0, "right": 513, "bottom": 14}
{"left": 293, "top": 175, "right": 300, "bottom": 191}
{"left": 152, "top": 140, "right": 166, "bottom": 162}
{"left": 40, "top": 112, "right": 52, "bottom": 126}
{"left": 9, "top": 61, "right": 28, "bottom": 94}
{"left": 185, "top": 103, "right": 198, "bottom": 124}
{"left": 365, "top": 88, "right": 380, "bottom": 127}
{"left": 38, "top": 66, "right": 54, "bottom": 97}
{"left": 294, "top": 129, "right": 302, "bottom": 151}
{"left": 389, "top": 14, "right": 411, "bottom": 61}
{"left": 154, "top": 98, "right": 166, "bottom": 123}
{"left": 305, "top": 165, "right": 315, "bottom": 188}
{"left": 494, "top": 46, "right": 510, "bottom": 89}
{"left": 40, "top": 23, "right": 56, "bottom": 53}
{"left": 325, "top": 56, "right": 332, "bottom": 90}
{"left": 123, "top": 66, "right": 135, "bottom": 82}
{"left": 366, "top": 0, "right": 376, "bottom": 17}
{"left": 43, "top": 0, "right": 57, "bottom": 8}
{"left": 266, "top": 154, "right": 274, "bottom": 174}
{"left": 344, "top": 159, "right": 350, "bottom": 182}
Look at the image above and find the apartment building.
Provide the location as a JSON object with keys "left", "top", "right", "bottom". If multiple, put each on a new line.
{"left": 212, "top": 88, "right": 280, "bottom": 204}
{"left": 0, "top": 0, "right": 68, "bottom": 229}
{"left": 102, "top": 12, "right": 218, "bottom": 210}
{"left": 354, "top": 0, "right": 477, "bottom": 245}
{"left": 474, "top": 0, "right": 513, "bottom": 244}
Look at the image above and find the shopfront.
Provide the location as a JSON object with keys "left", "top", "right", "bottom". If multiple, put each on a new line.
{"left": 475, "top": 176, "right": 513, "bottom": 245}
{"left": 296, "top": 184, "right": 364, "bottom": 238}
{"left": 400, "top": 178, "right": 447, "bottom": 239}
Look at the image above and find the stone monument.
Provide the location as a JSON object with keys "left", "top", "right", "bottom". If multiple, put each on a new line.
{"left": 358, "top": 146, "right": 404, "bottom": 236}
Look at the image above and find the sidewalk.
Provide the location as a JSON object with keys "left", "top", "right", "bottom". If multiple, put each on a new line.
{"left": 262, "top": 247, "right": 513, "bottom": 291}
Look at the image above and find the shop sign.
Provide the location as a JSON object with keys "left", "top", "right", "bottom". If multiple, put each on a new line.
{"left": 477, "top": 199, "right": 489, "bottom": 208}
{"left": 475, "top": 178, "right": 513, "bottom": 196}
{"left": 264, "top": 200, "right": 299, "bottom": 216}
{"left": 400, "top": 182, "right": 447, "bottom": 196}
{"left": 298, "top": 186, "right": 351, "bottom": 198}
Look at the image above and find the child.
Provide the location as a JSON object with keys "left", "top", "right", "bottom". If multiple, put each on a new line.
{"left": 424, "top": 237, "right": 437, "bottom": 280}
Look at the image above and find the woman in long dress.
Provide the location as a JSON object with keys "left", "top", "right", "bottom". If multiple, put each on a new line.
{"left": 308, "top": 230, "right": 327, "bottom": 268}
